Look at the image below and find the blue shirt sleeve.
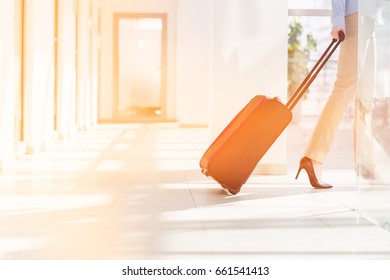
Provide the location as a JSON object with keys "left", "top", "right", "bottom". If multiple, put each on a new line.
{"left": 331, "top": 0, "right": 346, "bottom": 27}
{"left": 331, "top": 0, "right": 359, "bottom": 27}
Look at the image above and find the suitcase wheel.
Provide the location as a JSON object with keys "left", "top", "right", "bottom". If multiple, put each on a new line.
{"left": 201, "top": 168, "right": 209, "bottom": 176}
{"left": 221, "top": 184, "right": 240, "bottom": 195}
{"left": 227, "top": 188, "right": 240, "bottom": 195}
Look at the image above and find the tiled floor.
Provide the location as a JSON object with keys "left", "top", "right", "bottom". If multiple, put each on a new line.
{"left": 1, "top": 123, "right": 390, "bottom": 260}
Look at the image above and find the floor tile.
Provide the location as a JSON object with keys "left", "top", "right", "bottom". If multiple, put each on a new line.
{"left": 1, "top": 123, "right": 390, "bottom": 260}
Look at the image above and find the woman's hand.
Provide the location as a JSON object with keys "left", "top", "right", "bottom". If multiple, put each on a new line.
{"left": 331, "top": 27, "right": 346, "bottom": 40}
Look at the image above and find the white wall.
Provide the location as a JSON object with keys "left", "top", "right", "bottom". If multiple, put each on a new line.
{"left": 176, "top": 0, "right": 210, "bottom": 126}
{"left": 212, "top": 0, "right": 288, "bottom": 174}
{"left": 97, "top": 0, "right": 289, "bottom": 172}
{"left": 99, "top": 0, "right": 177, "bottom": 121}
{"left": 0, "top": 0, "right": 15, "bottom": 168}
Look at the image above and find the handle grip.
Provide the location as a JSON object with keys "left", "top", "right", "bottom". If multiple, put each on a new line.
{"left": 332, "top": 30, "right": 345, "bottom": 43}
{"left": 338, "top": 30, "right": 345, "bottom": 42}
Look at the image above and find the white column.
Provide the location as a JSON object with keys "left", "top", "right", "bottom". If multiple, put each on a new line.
{"left": 176, "top": 0, "right": 210, "bottom": 126}
{"left": 211, "top": 0, "right": 288, "bottom": 174}
{"left": 24, "top": 0, "right": 56, "bottom": 153}
{"left": 0, "top": 0, "right": 15, "bottom": 169}
{"left": 76, "top": 0, "right": 92, "bottom": 130}
{"left": 90, "top": 0, "right": 100, "bottom": 126}
{"left": 56, "top": 0, "right": 77, "bottom": 140}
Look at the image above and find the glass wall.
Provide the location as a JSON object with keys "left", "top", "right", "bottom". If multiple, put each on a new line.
{"left": 287, "top": 1, "right": 355, "bottom": 171}
{"left": 288, "top": 0, "right": 390, "bottom": 231}
{"left": 357, "top": 0, "right": 390, "bottom": 231}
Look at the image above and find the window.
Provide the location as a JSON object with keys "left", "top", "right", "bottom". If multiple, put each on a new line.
{"left": 287, "top": 1, "right": 351, "bottom": 123}
{"left": 288, "top": 0, "right": 330, "bottom": 10}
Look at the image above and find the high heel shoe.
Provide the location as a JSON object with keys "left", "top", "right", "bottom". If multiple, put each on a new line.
{"left": 295, "top": 157, "right": 333, "bottom": 189}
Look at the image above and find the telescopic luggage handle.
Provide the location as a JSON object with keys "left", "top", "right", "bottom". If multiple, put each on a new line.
{"left": 286, "top": 31, "right": 345, "bottom": 111}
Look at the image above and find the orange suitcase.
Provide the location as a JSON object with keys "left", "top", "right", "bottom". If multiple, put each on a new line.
{"left": 200, "top": 33, "right": 345, "bottom": 195}
{"left": 200, "top": 96, "right": 291, "bottom": 194}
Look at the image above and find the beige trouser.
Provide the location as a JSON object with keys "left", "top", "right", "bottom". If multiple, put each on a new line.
{"left": 304, "top": 13, "right": 375, "bottom": 166}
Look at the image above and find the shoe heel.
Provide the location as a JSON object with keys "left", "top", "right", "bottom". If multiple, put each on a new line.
{"left": 295, "top": 167, "right": 302, "bottom": 180}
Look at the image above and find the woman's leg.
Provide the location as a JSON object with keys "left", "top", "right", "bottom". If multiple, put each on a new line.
{"left": 304, "top": 13, "right": 358, "bottom": 166}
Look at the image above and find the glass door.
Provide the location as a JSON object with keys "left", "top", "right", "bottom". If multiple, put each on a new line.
{"left": 113, "top": 14, "right": 167, "bottom": 122}
{"left": 357, "top": 0, "right": 390, "bottom": 231}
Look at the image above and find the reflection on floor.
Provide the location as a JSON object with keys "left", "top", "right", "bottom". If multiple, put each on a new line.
{"left": 1, "top": 123, "right": 390, "bottom": 260}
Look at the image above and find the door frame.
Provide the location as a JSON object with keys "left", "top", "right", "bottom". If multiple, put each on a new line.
{"left": 113, "top": 13, "right": 167, "bottom": 122}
